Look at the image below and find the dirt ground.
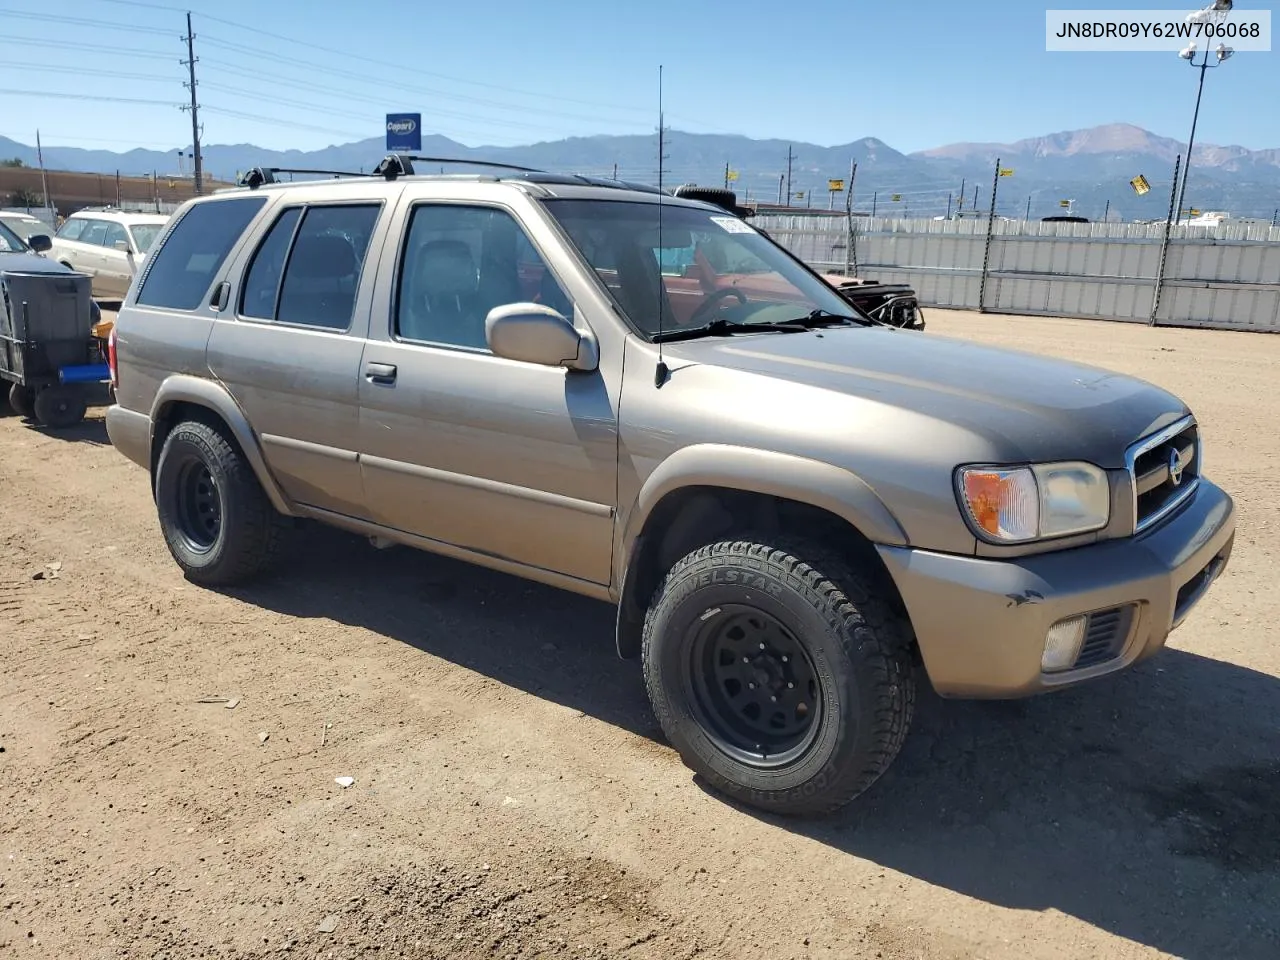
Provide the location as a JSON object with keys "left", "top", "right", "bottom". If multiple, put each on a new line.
{"left": 2, "top": 309, "right": 1277, "bottom": 960}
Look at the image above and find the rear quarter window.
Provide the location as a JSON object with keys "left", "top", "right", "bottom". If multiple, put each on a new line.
{"left": 135, "top": 197, "right": 268, "bottom": 311}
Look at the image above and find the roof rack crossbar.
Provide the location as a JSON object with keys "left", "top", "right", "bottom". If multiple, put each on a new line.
{"left": 373, "top": 153, "right": 548, "bottom": 181}
{"left": 239, "top": 166, "right": 365, "bottom": 189}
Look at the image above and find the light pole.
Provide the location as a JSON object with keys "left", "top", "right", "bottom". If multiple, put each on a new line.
{"left": 1175, "top": 0, "right": 1236, "bottom": 221}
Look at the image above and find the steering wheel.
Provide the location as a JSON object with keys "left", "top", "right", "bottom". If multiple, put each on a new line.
{"left": 686, "top": 286, "right": 748, "bottom": 326}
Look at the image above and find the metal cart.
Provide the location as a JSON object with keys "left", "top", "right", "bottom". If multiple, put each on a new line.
{"left": 0, "top": 269, "right": 111, "bottom": 428}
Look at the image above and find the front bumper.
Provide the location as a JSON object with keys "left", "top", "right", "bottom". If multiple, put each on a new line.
{"left": 877, "top": 478, "right": 1235, "bottom": 698}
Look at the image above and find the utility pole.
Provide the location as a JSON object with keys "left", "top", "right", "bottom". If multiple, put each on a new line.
{"left": 182, "top": 12, "right": 204, "bottom": 196}
{"left": 785, "top": 145, "right": 793, "bottom": 207}
{"left": 973, "top": 185, "right": 979, "bottom": 211}
{"left": 1151, "top": 153, "right": 1182, "bottom": 326}
{"left": 776, "top": 173, "right": 783, "bottom": 205}
{"left": 723, "top": 161, "right": 730, "bottom": 189}
{"left": 958, "top": 177, "right": 966, "bottom": 213}
{"left": 978, "top": 157, "right": 1002, "bottom": 313}
{"left": 844, "top": 159, "right": 857, "bottom": 276}
{"left": 35, "top": 129, "right": 53, "bottom": 221}
{"left": 871, "top": 191, "right": 877, "bottom": 217}
{"left": 612, "top": 162, "right": 618, "bottom": 179}
{"left": 1103, "top": 199, "right": 1111, "bottom": 222}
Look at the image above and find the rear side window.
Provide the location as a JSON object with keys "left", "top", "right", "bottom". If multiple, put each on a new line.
{"left": 56, "top": 218, "right": 86, "bottom": 241}
{"left": 240, "top": 207, "right": 303, "bottom": 320}
{"left": 104, "top": 222, "right": 129, "bottom": 250}
{"left": 239, "top": 203, "right": 380, "bottom": 331}
{"left": 135, "top": 197, "right": 267, "bottom": 311}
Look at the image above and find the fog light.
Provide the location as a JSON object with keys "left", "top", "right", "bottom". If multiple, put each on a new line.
{"left": 1042, "top": 615, "right": 1087, "bottom": 673}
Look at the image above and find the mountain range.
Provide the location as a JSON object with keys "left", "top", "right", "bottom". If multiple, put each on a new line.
{"left": 3, "top": 123, "right": 1277, "bottom": 221}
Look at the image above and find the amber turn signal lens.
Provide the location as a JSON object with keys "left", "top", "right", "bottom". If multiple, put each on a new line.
{"left": 959, "top": 467, "right": 1039, "bottom": 541}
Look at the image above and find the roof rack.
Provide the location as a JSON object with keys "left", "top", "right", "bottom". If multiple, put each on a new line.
{"left": 373, "top": 153, "right": 544, "bottom": 180}
{"left": 239, "top": 166, "right": 366, "bottom": 189}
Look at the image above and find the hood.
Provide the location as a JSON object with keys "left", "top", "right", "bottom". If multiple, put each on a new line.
{"left": 0, "top": 251, "right": 76, "bottom": 275}
{"left": 663, "top": 326, "right": 1189, "bottom": 468}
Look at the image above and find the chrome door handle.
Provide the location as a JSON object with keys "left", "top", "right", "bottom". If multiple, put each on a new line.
{"left": 364, "top": 362, "right": 397, "bottom": 385}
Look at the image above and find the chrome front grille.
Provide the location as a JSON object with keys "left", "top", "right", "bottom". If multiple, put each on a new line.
{"left": 1126, "top": 415, "right": 1200, "bottom": 534}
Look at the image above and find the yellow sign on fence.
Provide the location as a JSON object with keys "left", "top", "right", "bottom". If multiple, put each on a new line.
{"left": 1130, "top": 174, "right": 1151, "bottom": 195}
{"left": 999, "top": 168, "right": 1015, "bottom": 177}
{"left": 827, "top": 179, "right": 844, "bottom": 192}
{"left": 891, "top": 194, "right": 902, "bottom": 202}
{"left": 727, "top": 170, "right": 739, "bottom": 182}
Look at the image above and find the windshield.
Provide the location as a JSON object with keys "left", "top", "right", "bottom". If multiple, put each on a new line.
{"left": 540, "top": 198, "right": 859, "bottom": 337}
{"left": 1, "top": 217, "right": 47, "bottom": 243}
{"left": 0, "top": 219, "right": 28, "bottom": 253}
{"left": 129, "top": 223, "right": 164, "bottom": 253}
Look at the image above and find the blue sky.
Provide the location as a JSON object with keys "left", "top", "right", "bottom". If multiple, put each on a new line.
{"left": 0, "top": 0, "right": 1275, "bottom": 156}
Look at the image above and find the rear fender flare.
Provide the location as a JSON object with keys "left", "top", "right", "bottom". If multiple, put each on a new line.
{"left": 148, "top": 374, "right": 294, "bottom": 516}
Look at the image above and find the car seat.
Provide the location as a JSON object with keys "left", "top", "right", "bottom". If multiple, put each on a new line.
{"left": 401, "top": 239, "right": 484, "bottom": 348}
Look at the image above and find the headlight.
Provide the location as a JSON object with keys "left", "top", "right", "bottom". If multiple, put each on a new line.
{"left": 957, "top": 462, "right": 1110, "bottom": 544}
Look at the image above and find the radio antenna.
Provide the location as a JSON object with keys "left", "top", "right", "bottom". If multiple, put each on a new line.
{"left": 655, "top": 64, "right": 669, "bottom": 388}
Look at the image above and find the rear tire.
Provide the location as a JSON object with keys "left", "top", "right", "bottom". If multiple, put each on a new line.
{"left": 33, "top": 386, "right": 87, "bottom": 428}
{"left": 7, "top": 383, "right": 34, "bottom": 419}
{"left": 154, "top": 420, "right": 285, "bottom": 586}
{"left": 642, "top": 539, "right": 915, "bottom": 817}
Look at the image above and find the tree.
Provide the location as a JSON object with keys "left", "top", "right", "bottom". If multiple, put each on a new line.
{"left": 1, "top": 158, "right": 26, "bottom": 168}
{"left": 8, "top": 189, "right": 41, "bottom": 208}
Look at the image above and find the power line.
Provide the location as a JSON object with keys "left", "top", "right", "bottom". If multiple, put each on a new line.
{"left": 193, "top": 22, "right": 657, "bottom": 117}
{"left": 198, "top": 105, "right": 377, "bottom": 141}
{"left": 197, "top": 56, "right": 646, "bottom": 130}
{"left": 0, "top": 87, "right": 181, "bottom": 107}
{"left": 0, "top": 8, "right": 175, "bottom": 35}
{"left": 0, "top": 130, "right": 182, "bottom": 148}
{"left": 0, "top": 34, "right": 180, "bottom": 59}
{"left": 0, "top": 62, "right": 180, "bottom": 84}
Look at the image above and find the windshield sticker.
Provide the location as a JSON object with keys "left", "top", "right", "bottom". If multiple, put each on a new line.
{"left": 710, "top": 216, "right": 755, "bottom": 235}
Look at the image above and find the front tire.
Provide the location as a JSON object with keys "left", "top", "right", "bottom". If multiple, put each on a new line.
{"left": 642, "top": 539, "right": 915, "bottom": 817}
{"left": 154, "top": 420, "right": 285, "bottom": 586}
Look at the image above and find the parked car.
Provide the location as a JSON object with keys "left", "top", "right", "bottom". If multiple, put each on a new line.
{"left": 0, "top": 211, "right": 55, "bottom": 245}
{"left": 104, "top": 160, "right": 1236, "bottom": 817}
{"left": 48, "top": 208, "right": 170, "bottom": 300}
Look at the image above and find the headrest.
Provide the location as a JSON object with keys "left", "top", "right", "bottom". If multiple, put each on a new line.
{"left": 413, "top": 239, "right": 478, "bottom": 297}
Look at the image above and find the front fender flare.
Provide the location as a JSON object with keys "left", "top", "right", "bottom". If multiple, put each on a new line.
{"left": 149, "top": 374, "right": 294, "bottom": 516}
{"left": 612, "top": 444, "right": 909, "bottom": 657}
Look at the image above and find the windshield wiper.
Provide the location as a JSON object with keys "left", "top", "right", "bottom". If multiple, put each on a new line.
{"left": 651, "top": 317, "right": 810, "bottom": 344}
{"left": 783, "top": 309, "right": 879, "bottom": 328}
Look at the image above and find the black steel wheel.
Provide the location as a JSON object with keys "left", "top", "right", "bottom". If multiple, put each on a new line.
{"left": 32, "top": 386, "right": 87, "bottom": 428}
{"left": 642, "top": 539, "right": 916, "bottom": 817}
{"left": 154, "top": 419, "right": 286, "bottom": 586}
{"left": 172, "top": 456, "right": 223, "bottom": 554}
{"left": 7, "top": 383, "right": 35, "bottom": 419}
{"left": 685, "top": 605, "right": 823, "bottom": 768}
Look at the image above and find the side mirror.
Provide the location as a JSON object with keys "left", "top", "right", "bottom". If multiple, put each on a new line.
{"left": 485, "top": 303, "right": 598, "bottom": 371}
{"left": 113, "top": 240, "right": 132, "bottom": 254}
{"left": 28, "top": 234, "right": 52, "bottom": 253}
